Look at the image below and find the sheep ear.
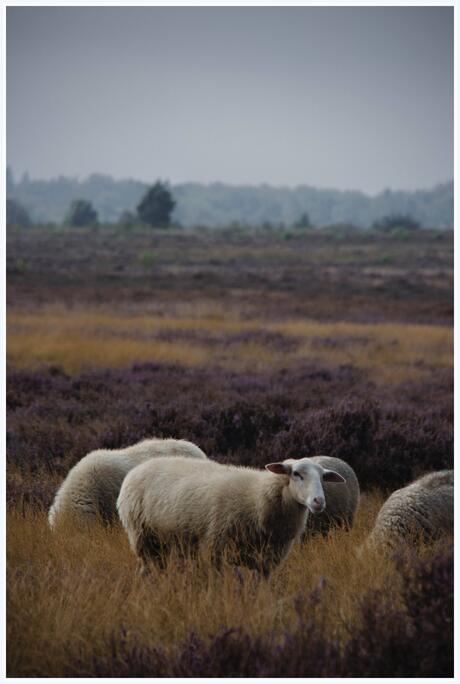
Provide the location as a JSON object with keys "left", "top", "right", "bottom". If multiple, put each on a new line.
{"left": 323, "top": 469, "right": 346, "bottom": 483}
{"left": 265, "top": 462, "right": 291, "bottom": 476}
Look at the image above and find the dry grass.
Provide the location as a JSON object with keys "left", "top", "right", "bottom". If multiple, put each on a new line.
{"left": 276, "top": 319, "right": 452, "bottom": 384}
{"left": 8, "top": 492, "right": 449, "bottom": 677}
{"left": 6, "top": 229, "right": 453, "bottom": 676}
{"left": 7, "top": 307, "right": 452, "bottom": 381}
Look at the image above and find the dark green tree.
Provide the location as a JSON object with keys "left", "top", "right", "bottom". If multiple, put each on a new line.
{"left": 293, "top": 212, "right": 312, "bottom": 229}
{"left": 6, "top": 198, "right": 32, "bottom": 227}
{"left": 137, "top": 181, "right": 175, "bottom": 227}
{"left": 65, "top": 199, "right": 98, "bottom": 227}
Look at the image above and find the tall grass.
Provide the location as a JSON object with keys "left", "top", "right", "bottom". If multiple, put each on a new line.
{"left": 8, "top": 493, "right": 452, "bottom": 677}
{"left": 7, "top": 307, "right": 452, "bottom": 381}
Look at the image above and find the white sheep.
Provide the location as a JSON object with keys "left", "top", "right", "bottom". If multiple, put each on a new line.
{"left": 366, "top": 470, "right": 453, "bottom": 551}
{"left": 303, "top": 455, "right": 360, "bottom": 538}
{"left": 117, "top": 455, "right": 345, "bottom": 576}
{"left": 48, "top": 438, "right": 208, "bottom": 529}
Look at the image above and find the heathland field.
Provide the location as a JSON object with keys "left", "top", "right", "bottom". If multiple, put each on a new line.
{"left": 7, "top": 227, "right": 453, "bottom": 676}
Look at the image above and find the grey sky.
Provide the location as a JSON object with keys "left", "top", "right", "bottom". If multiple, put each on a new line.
{"left": 7, "top": 6, "right": 453, "bottom": 194}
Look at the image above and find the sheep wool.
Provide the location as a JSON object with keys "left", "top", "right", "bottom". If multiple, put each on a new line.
{"left": 117, "top": 455, "right": 344, "bottom": 576}
{"left": 48, "top": 438, "right": 208, "bottom": 528}
{"left": 303, "top": 455, "right": 360, "bottom": 537}
{"left": 367, "top": 469, "right": 453, "bottom": 550}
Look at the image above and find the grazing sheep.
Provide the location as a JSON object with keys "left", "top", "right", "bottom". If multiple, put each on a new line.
{"left": 48, "top": 438, "right": 208, "bottom": 529}
{"left": 366, "top": 470, "right": 454, "bottom": 551}
{"left": 117, "top": 455, "right": 345, "bottom": 576}
{"left": 303, "top": 455, "right": 360, "bottom": 538}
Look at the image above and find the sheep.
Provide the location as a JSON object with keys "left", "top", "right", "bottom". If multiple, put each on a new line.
{"left": 303, "top": 455, "right": 360, "bottom": 538}
{"left": 366, "top": 470, "right": 454, "bottom": 551}
{"left": 117, "top": 455, "right": 346, "bottom": 577}
{"left": 48, "top": 438, "right": 208, "bottom": 529}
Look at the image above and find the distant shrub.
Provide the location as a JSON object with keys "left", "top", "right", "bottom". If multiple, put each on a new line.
{"left": 137, "top": 181, "right": 175, "bottom": 228}
{"left": 139, "top": 250, "right": 155, "bottom": 270}
{"left": 6, "top": 199, "right": 32, "bottom": 228}
{"left": 64, "top": 199, "right": 98, "bottom": 228}
{"left": 372, "top": 214, "right": 420, "bottom": 233}
{"left": 293, "top": 212, "right": 313, "bottom": 230}
{"left": 390, "top": 227, "right": 411, "bottom": 240}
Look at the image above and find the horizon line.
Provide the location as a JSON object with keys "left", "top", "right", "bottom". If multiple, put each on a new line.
{"left": 6, "top": 167, "right": 453, "bottom": 199}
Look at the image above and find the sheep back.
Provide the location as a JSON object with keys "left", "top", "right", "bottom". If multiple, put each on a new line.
{"left": 48, "top": 438, "right": 208, "bottom": 528}
{"left": 367, "top": 470, "right": 454, "bottom": 550}
{"left": 117, "top": 456, "right": 306, "bottom": 575}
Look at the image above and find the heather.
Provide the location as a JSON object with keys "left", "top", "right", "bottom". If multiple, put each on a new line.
{"left": 7, "top": 362, "right": 452, "bottom": 511}
{"left": 7, "top": 227, "right": 453, "bottom": 677}
{"left": 7, "top": 227, "right": 453, "bottom": 324}
{"left": 67, "top": 546, "right": 453, "bottom": 678}
{"left": 8, "top": 501, "right": 452, "bottom": 678}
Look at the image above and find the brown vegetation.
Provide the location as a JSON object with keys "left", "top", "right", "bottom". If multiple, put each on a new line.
{"left": 7, "top": 227, "right": 453, "bottom": 676}
{"left": 7, "top": 308, "right": 452, "bottom": 383}
{"left": 7, "top": 227, "right": 453, "bottom": 323}
{"left": 8, "top": 494, "right": 452, "bottom": 677}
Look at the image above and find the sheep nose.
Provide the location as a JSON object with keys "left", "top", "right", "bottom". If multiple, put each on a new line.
{"left": 314, "top": 496, "right": 324, "bottom": 506}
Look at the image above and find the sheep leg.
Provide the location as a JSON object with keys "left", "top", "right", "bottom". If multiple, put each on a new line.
{"left": 136, "top": 529, "right": 170, "bottom": 570}
{"left": 210, "top": 543, "right": 225, "bottom": 571}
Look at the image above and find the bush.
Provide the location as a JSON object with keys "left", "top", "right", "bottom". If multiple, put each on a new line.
{"left": 137, "top": 182, "right": 175, "bottom": 228}
{"left": 64, "top": 199, "right": 98, "bottom": 227}
{"left": 139, "top": 250, "right": 155, "bottom": 270}
{"left": 372, "top": 214, "right": 420, "bottom": 233}
{"left": 293, "top": 212, "right": 313, "bottom": 230}
{"left": 6, "top": 199, "right": 32, "bottom": 228}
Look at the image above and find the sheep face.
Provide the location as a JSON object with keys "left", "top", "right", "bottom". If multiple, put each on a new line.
{"left": 265, "top": 458, "right": 345, "bottom": 514}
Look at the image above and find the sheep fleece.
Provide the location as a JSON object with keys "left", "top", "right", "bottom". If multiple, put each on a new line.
{"left": 117, "top": 456, "right": 308, "bottom": 575}
{"left": 48, "top": 438, "right": 208, "bottom": 527}
{"left": 304, "top": 455, "right": 360, "bottom": 536}
{"left": 368, "top": 470, "right": 453, "bottom": 549}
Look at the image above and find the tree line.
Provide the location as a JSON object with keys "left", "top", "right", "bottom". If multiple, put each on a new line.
{"left": 6, "top": 168, "right": 454, "bottom": 230}
{"left": 7, "top": 181, "right": 176, "bottom": 229}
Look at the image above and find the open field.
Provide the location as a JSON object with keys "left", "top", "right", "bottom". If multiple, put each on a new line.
{"left": 7, "top": 226, "right": 453, "bottom": 323}
{"left": 8, "top": 497, "right": 452, "bottom": 677}
{"left": 7, "top": 227, "right": 453, "bottom": 676}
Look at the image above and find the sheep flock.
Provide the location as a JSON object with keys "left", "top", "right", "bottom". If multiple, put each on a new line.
{"left": 48, "top": 438, "right": 453, "bottom": 575}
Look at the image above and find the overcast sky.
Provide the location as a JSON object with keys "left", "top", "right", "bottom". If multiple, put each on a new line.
{"left": 7, "top": 6, "right": 453, "bottom": 194}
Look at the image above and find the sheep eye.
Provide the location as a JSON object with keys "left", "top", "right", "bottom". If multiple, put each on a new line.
{"left": 293, "top": 472, "right": 303, "bottom": 480}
